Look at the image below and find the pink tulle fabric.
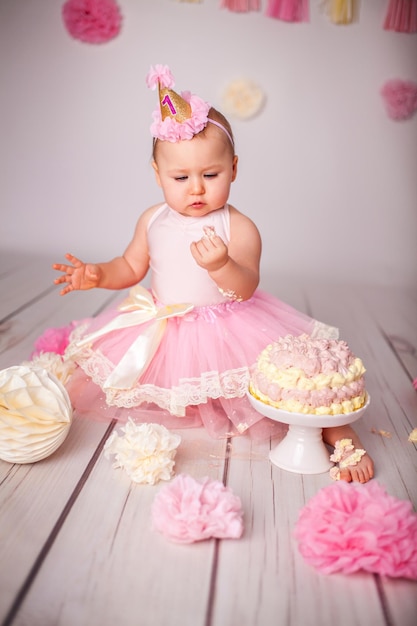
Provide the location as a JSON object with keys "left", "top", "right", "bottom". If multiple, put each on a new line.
{"left": 220, "top": 0, "right": 261, "bottom": 12}
{"left": 151, "top": 474, "right": 243, "bottom": 543}
{"left": 31, "top": 323, "right": 77, "bottom": 357}
{"left": 383, "top": 0, "right": 417, "bottom": 33}
{"left": 62, "top": 0, "right": 122, "bottom": 44}
{"left": 413, "top": 378, "right": 417, "bottom": 390}
{"left": 150, "top": 92, "right": 210, "bottom": 142}
{"left": 64, "top": 290, "right": 324, "bottom": 438}
{"left": 381, "top": 79, "right": 417, "bottom": 121}
{"left": 265, "top": 0, "right": 309, "bottom": 22}
{"left": 146, "top": 65, "right": 175, "bottom": 91}
{"left": 294, "top": 481, "right": 417, "bottom": 579}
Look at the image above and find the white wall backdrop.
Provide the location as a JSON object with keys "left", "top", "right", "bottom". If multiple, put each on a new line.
{"left": 1, "top": 0, "right": 416, "bottom": 287}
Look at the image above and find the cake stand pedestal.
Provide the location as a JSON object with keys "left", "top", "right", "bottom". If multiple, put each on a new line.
{"left": 247, "top": 392, "right": 370, "bottom": 475}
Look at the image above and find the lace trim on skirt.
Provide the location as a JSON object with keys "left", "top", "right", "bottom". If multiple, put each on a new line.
{"left": 73, "top": 347, "right": 249, "bottom": 417}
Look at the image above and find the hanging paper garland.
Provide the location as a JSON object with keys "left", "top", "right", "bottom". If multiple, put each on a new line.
{"left": 265, "top": 0, "right": 309, "bottom": 22}
{"left": 322, "top": 0, "right": 355, "bottom": 25}
{"left": 62, "top": 0, "right": 122, "bottom": 44}
{"left": 381, "top": 79, "right": 417, "bottom": 120}
{"left": 220, "top": 0, "right": 261, "bottom": 11}
{"left": 383, "top": 0, "right": 417, "bottom": 33}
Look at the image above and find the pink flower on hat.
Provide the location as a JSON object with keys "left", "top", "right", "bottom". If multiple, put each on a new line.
{"left": 146, "top": 65, "right": 175, "bottom": 90}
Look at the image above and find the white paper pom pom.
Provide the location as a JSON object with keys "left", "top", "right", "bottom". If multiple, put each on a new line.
{"left": 0, "top": 365, "right": 73, "bottom": 464}
{"left": 221, "top": 79, "right": 265, "bottom": 120}
{"left": 104, "top": 420, "right": 181, "bottom": 484}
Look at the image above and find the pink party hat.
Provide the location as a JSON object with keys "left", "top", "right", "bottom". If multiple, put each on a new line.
{"left": 146, "top": 65, "right": 210, "bottom": 142}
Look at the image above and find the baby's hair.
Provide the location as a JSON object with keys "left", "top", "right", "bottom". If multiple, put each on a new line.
{"left": 152, "top": 107, "right": 235, "bottom": 161}
{"left": 202, "top": 108, "right": 235, "bottom": 155}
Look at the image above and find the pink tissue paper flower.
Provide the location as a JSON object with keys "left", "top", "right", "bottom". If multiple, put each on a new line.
{"left": 31, "top": 322, "right": 77, "bottom": 357}
{"left": 151, "top": 474, "right": 244, "bottom": 543}
{"left": 294, "top": 481, "right": 417, "bottom": 579}
{"left": 62, "top": 0, "right": 122, "bottom": 44}
{"left": 381, "top": 79, "right": 417, "bottom": 121}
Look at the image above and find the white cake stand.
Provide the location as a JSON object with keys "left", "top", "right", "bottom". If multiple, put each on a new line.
{"left": 247, "top": 391, "right": 370, "bottom": 475}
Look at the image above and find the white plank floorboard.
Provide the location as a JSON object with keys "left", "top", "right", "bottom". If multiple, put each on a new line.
{"left": 305, "top": 284, "right": 417, "bottom": 485}
{"left": 0, "top": 255, "right": 416, "bottom": 626}
{"left": 0, "top": 416, "right": 113, "bottom": 621}
{"left": 0, "top": 283, "right": 119, "bottom": 368}
{"left": 211, "top": 429, "right": 388, "bottom": 626}
{"left": 11, "top": 430, "right": 227, "bottom": 626}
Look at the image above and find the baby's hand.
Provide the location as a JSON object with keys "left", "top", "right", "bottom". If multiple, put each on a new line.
{"left": 190, "top": 228, "right": 229, "bottom": 272}
{"left": 52, "top": 253, "right": 101, "bottom": 295}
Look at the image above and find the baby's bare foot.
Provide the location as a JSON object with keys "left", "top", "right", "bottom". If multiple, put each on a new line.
{"left": 324, "top": 426, "right": 374, "bottom": 484}
{"left": 336, "top": 452, "right": 374, "bottom": 483}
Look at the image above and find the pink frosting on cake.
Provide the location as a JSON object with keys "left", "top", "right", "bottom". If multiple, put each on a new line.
{"left": 264, "top": 334, "right": 354, "bottom": 376}
{"left": 249, "top": 334, "right": 367, "bottom": 415}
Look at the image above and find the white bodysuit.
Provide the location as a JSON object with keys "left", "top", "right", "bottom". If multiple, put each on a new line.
{"left": 147, "top": 203, "right": 231, "bottom": 306}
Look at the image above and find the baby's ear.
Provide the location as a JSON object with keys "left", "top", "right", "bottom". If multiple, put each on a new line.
{"left": 232, "top": 155, "right": 238, "bottom": 181}
{"left": 151, "top": 161, "right": 162, "bottom": 187}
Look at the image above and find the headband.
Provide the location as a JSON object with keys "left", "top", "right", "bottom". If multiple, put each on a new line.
{"left": 146, "top": 65, "right": 234, "bottom": 147}
{"left": 206, "top": 118, "right": 234, "bottom": 147}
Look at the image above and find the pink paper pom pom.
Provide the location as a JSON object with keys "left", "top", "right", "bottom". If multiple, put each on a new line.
{"left": 62, "top": 0, "right": 122, "bottom": 44}
{"left": 151, "top": 474, "right": 244, "bottom": 543}
{"left": 381, "top": 79, "right": 417, "bottom": 121}
{"left": 31, "top": 323, "right": 77, "bottom": 357}
{"left": 294, "top": 481, "right": 417, "bottom": 579}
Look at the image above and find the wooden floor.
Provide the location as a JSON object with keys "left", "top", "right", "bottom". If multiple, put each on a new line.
{"left": 1, "top": 251, "right": 416, "bottom": 626}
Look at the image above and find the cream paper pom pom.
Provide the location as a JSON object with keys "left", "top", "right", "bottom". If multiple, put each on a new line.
{"left": 22, "top": 352, "right": 76, "bottom": 386}
{"left": 0, "top": 365, "right": 73, "bottom": 464}
{"left": 104, "top": 420, "right": 181, "bottom": 484}
{"left": 221, "top": 78, "right": 265, "bottom": 120}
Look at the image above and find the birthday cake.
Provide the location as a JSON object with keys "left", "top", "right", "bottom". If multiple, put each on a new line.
{"left": 249, "top": 334, "right": 367, "bottom": 415}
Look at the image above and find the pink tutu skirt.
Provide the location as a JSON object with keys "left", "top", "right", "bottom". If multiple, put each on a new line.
{"left": 65, "top": 290, "right": 338, "bottom": 439}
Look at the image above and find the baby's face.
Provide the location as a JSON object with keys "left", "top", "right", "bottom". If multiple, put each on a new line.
{"left": 152, "top": 128, "right": 238, "bottom": 218}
